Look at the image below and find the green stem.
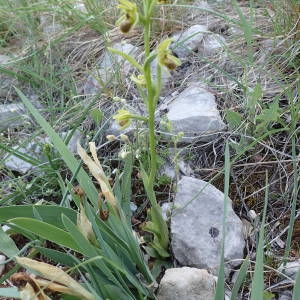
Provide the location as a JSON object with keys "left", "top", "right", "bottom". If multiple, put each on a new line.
{"left": 143, "top": 0, "right": 157, "bottom": 189}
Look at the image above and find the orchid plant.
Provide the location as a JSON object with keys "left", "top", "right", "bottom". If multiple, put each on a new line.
{"left": 109, "top": 0, "right": 181, "bottom": 258}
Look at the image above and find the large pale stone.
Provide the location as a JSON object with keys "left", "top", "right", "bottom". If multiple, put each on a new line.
{"left": 157, "top": 267, "right": 215, "bottom": 300}
{"left": 84, "top": 42, "right": 139, "bottom": 96}
{"left": 199, "top": 34, "right": 226, "bottom": 56}
{"left": 172, "top": 25, "right": 208, "bottom": 59}
{"left": 164, "top": 83, "right": 225, "bottom": 142}
{"left": 171, "top": 176, "right": 245, "bottom": 275}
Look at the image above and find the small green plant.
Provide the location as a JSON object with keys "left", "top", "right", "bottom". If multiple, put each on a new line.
{"left": 108, "top": 0, "right": 181, "bottom": 258}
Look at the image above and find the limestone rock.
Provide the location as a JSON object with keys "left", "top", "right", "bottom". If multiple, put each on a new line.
{"left": 278, "top": 291, "right": 292, "bottom": 300}
{"left": 171, "top": 176, "right": 245, "bottom": 275}
{"left": 157, "top": 267, "right": 215, "bottom": 300}
{"left": 0, "top": 103, "right": 30, "bottom": 130}
{"left": 0, "top": 54, "right": 12, "bottom": 64}
{"left": 40, "top": 15, "right": 63, "bottom": 39}
{"left": 278, "top": 259, "right": 300, "bottom": 280}
{"left": 200, "top": 34, "right": 226, "bottom": 56}
{"left": 4, "top": 130, "right": 82, "bottom": 174}
{"left": 0, "top": 255, "right": 6, "bottom": 276}
{"left": 172, "top": 25, "right": 208, "bottom": 59}
{"left": 0, "top": 55, "right": 18, "bottom": 99}
{"left": 84, "top": 42, "right": 139, "bottom": 96}
{"left": 163, "top": 83, "right": 225, "bottom": 142}
{"left": 159, "top": 162, "right": 176, "bottom": 180}
{"left": 161, "top": 202, "right": 173, "bottom": 221}
{"left": 0, "top": 95, "right": 43, "bottom": 130}
{"left": 159, "top": 159, "right": 192, "bottom": 180}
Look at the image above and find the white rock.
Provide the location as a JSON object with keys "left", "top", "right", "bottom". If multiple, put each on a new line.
{"left": 130, "top": 202, "right": 137, "bottom": 212}
{"left": 178, "top": 160, "right": 193, "bottom": 176}
{"left": 0, "top": 54, "right": 12, "bottom": 64}
{"left": 0, "top": 255, "right": 6, "bottom": 276}
{"left": 171, "top": 176, "right": 245, "bottom": 275}
{"left": 159, "top": 160, "right": 192, "bottom": 180}
{"left": 84, "top": 42, "right": 139, "bottom": 96}
{"left": 200, "top": 34, "right": 226, "bottom": 56}
{"left": 228, "top": 26, "right": 244, "bottom": 36}
{"left": 40, "top": 15, "right": 63, "bottom": 38}
{"left": 2, "top": 225, "right": 10, "bottom": 232}
{"left": 225, "top": 289, "right": 232, "bottom": 300}
{"left": 161, "top": 202, "right": 173, "bottom": 221}
{"left": 278, "top": 291, "right": 292, "bottom": 300}
{"left": 74, "top": 1, "right": 87, "bottom": 13}
{"left": 172, "top": 25, "right": 208, "bottom": 59}
{"left": 4, "top": 130, "right": 82, "bottom": 174}
{"left": 62, "top": 130, "right": 82, "bottom": 153}
{"left": 159, "top": 162, "right": 176, "bottom": 180}
{"left": 0, "top": 95, "right": 42, "bottom": 130}
{"left": 4, "top": 144, "right": 35, "bottom": 173}
{"left": 163, "top": 83, "right": 225, "bottom": 142}
{"left": 157, "top": 267, "right": 215, "bottom": 300}
{"left": 248, "top": 209, "right": 257, "bottom": 220}
{"left": 0, "top": 103, "right": 30, "bottom": 130}
{"left": 278, "top": 260, "right": 300, "bottom": 280}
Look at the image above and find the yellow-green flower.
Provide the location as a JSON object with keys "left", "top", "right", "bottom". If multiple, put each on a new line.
{"left": 117, "top": 0, "right": 138, "bottom": 33}
{"left": 131, "top": 74, "right": 146, "bottom": 87}
{"left": 113, "top": 109, "right": 132, "bottom": 129}
{"left": 106, "top": 134, "right": 117, "bottom": 141}
{"left": 157, "top": 38, "right": 181, "bottom": 70}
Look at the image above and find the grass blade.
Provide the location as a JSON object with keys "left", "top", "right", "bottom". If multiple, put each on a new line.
{"left": 250, "top": 173, "right": 269, "bottom": 300}
{"left": 283, "top": 136, "right": 298, "bottom": 262}
{"left": 214, "top": 142, "right": 230, "bottom": 300}
{"left": 0, "top": 205, "right": 76, "bottom": 227}
{"left": 8, "top": 217, "right": 82, "bottom": 253}
{"left": 0, "top": 226, "right": 19, "bottom": 257}
{"left": 230, "top": 257, "right": 250, "bottom": 300}
{"left": 293, "top": 269, "right": 300, "bottom": 300}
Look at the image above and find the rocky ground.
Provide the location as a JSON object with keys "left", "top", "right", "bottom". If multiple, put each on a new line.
{"left": 0, "top": 0, "right": 299, "bottom": 299}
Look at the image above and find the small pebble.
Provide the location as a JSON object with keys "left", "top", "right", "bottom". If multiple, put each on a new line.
{"left": 0, "top": 255, "right": 6, "bottom": 276}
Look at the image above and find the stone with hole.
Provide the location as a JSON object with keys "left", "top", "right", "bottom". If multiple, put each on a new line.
{"left": 171, "top": 176, "right": 245, "bottom": 276}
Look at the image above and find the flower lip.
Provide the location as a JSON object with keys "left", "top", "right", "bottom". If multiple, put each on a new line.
{"left": 157, "top": 38, "right": 181, "bottom": 71}
{"left": 113, "top": 109, "right": 132, "bottom": 130}
{"left": 117, "top": 0, "right": 138, "bottom": 33}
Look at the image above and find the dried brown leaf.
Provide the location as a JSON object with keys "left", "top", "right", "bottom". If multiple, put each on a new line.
{"left": 15, "top": 257, "right": 96, "bottom": 300}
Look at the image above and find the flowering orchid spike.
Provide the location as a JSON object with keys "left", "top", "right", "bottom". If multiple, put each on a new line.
{"left": 117, "top": 0, "right": 138, "bottom": 33}
{"left": 113, "top": 109, "right": 133, "bottom": 129}
{"left": 157, "top": 38, "right": 181, "bottom": 71}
